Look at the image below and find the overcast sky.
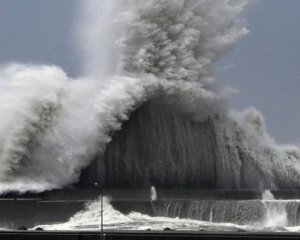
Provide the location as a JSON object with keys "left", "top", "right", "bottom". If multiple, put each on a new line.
{"left": 0, "top": 0, "right": 300, "bottom": 144}
{"left": 218, "top": 0, "right": 300, "bottom": 144}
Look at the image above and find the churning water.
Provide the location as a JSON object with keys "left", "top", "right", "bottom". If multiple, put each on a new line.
{"left": 37, "top": 192, "right": 300, "bottom": 232}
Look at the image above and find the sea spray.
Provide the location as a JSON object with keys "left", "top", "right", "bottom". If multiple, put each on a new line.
{"left": 0, "top": 0, "right": 299, "bottom": 194}
{"left": 0, "top": 72, "right": 161, "bottom": 193}
{"left": 262, "top": 190, "right": 288, "bottom": 228}
{"left": 150, "top": 186, "right": 157, "bottom": 202}
{"left": 227, "top": 109, "right": 300, "bottom": 189}
{"left": 78, "top": 0, "right": 300, "bottom": 191}
{"left": 0, "top": 0, "right": 252, "bottom": 193}
{"left": 75, "top": 0, "right": 130, "bottom": 79}
{"left": 0, "top": 65, "right": 67, "bottom": 192}
{"left": 120, "top": 0, "right": 249, "bottom": 120}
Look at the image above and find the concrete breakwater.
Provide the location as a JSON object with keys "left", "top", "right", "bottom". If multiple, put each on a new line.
{"left": 1, "top": 190, "right": 300, "bottom": 229}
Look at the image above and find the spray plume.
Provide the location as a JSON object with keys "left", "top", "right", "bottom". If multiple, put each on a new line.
{"left": 0, "top": 0, "right": 299, "bottom": 194}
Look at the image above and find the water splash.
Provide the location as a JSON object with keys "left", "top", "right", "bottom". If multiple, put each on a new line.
{"left": 150, "top": 186, "right": 157, "bottom": 202}
{"left": 262, "top": 190, "right": 288, "bottom": 228}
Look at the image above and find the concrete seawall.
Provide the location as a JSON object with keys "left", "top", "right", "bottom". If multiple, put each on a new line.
{"left": 2, "top": 189, "right": 300, "bottom": 229}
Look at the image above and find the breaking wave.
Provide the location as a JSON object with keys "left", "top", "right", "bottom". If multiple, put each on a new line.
{"left": 0, "top": 0, "right": 299, "bottom": 194}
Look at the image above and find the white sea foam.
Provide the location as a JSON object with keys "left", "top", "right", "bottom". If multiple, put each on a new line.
{"left": 37, "top": 197, "right": 300, "bottom": 232}
{"left": 37, "top": 197, "right": 255, "bottom": 232}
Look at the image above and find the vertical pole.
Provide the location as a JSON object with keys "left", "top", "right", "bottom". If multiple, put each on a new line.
{"left": 101, "top": 192, "right": 104, "bottom": 240}
{"left": 95, "top": 182, "right": 104, "bottom": 240}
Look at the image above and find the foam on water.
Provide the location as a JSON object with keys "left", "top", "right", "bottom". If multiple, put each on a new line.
{"left": 36, "top": 196, "right": 300, "bottom": 232}
{"left": 36, "top": 197, "right": 253, "bottom": 232}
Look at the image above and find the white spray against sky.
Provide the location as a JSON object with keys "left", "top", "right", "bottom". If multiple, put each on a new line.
{"left": 0, "top": 0, "right": 299, "bottom": 197}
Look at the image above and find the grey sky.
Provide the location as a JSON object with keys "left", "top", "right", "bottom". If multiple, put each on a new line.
{"left": 218, "top": 0, "right": 300, "bottom": 144}
{"left": 0, "top": 0, "right": 79, "bottom": 75}
{"left": 0, "top": 0, "right": 299, "bottom": 144}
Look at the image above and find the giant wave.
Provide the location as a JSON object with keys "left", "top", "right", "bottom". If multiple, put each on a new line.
{"left": 0, "top": 0, "right": 299, "bottom": 195}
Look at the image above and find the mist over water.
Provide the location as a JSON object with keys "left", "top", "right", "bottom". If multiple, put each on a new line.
{"left": 1, "top": 0, "right": 300, "bottom": 232}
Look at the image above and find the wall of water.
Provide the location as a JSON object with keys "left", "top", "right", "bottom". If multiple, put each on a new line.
{"left": 77, "top": 92, "right": 300, "bottom": 190}
{"left": 77, "top": 100, "right": 281, "bottom": 189}
{"left": 1, "top": 0, "right": 300, "bottom": 195}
